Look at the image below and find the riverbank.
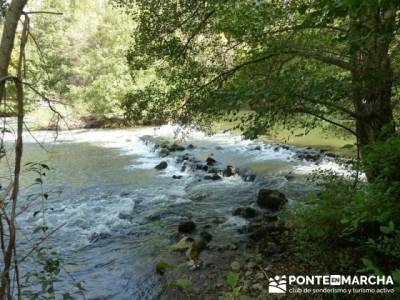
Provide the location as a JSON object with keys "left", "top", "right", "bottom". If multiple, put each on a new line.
{"left": 25, "top": 106, "right": 355, "bottom": 157}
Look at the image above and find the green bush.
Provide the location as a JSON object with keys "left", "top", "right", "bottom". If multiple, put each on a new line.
{"left": 293, "top": 134, "right": 400, "bottom": 277}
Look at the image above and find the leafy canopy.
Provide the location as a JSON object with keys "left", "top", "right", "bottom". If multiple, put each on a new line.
{"left": 116, "top": 0, "right": 400, "bottom": 137}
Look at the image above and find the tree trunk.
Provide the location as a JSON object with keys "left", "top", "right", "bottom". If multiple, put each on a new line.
{"left": 349, "top": 3, "right": 396, "bottom": 181}
{"left": 0, "top": 0, "right": 28, "bottom": 96}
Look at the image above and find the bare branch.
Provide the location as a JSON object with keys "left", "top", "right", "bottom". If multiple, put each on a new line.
{"left": 23, "top": 11, "right": 62, "bottom": 15}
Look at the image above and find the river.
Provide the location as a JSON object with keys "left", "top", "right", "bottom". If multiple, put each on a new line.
{"left": 1, "top": 125, "right": 345, "bottom": 299}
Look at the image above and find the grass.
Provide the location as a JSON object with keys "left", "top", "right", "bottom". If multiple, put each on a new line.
{"left": 213, "top": 113, "right": 356, "bottom": 156}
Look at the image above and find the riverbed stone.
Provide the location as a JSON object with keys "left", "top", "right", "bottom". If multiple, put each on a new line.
{"left": 159, "top": 148, "right": 170, "bottom": 157}
{"left": 155, "top": 260, "right": 173, "bottom": 275}
{"left": 178, "top": 220, "right": 196, "bottom": 233}
{"left": 204, "top": 173, "right": 221, "bottom": 180}
{"left": 243, "top": 173, "right": 256, "bottom": 182}
{"left": 196, "top": 164, "right": 209, "bottom": 171}
{"left": 223, "top": 165, "right": 236, "bottom": 177}
{"left": 233, "top": 207, "right": 258, "bottom": 219}
{"left": 257, "top": 189, "right": 287, "bottom": 210}
{"left": 206, "top": 157, "right": 217, "bottom": 166}
{"left": 155, "top": 161, "right": 168, "bottom": 170}
{"left": 171, "top": 236, "right": 194, "bottom": 251}
{"left": 169, "top": 143, "right": 185, "bottom": 152}
{"left": 230, "top": 261, "right": 241, "bottom": 271}
{"left": 200, "top": 231, "right": 213, "bottom": 242}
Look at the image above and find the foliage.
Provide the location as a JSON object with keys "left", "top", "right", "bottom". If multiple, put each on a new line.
{"left": 25, "top": 0, "right": 134, "bottom": 119}
{"left": 116, "top": 0, "right": 399, "bottom": 142}
{"left": 22, "top": 163, "right": 85, "bottom": 299}
{"left": 293, "top": 134, "right": 400, "bottom": 276}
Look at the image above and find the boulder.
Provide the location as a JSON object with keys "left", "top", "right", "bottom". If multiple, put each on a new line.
{"left": 176, "top": 153, "right": 190, "bottom": 163}
{"left": 178, "top": 220, "right": 196, "bottom": 233}
{"left": 200, "top": 231, "right": 213, "bottom": 242}
{"left": 233, "top": 207, "right": 258, "bottom": 219}
{"left": 187, "top": 144, "right": 195, "bottom": 150}
{"left": 159, "top": 148, "right": 170, "bottom": 157}
{"left": 196, "top": 164, "right": 209, "bottom": 171}
{"left": 155, "top": 260, "right": 173, "bottom": 275}
{"left": 206, "top": 157, "right": 217, "bottom": 166}
{"left": 257, "top": 189, "right": 287, "bottom": 210}
{"left": 296, "top": 152, "right": 321, "bottom": 161}
{"left": 230, "top": 261, "right": 241, "bottom": 271}
{"left": 186, "top": 239, "right": 207, "bottom": 259}
{"left": 284, "top": 174, "right": 295, "bottom": 181}
{"left": 223, "top": 165, "right": 236, "bottom": 177}
{"left": 181, "top": 163, "right": 189, "bottom": 172}
{"left": 263, "top": 213, "right": 279, "bottom": 222}
{"left": 242, "top": 172, "right": 256, "bottom": 182}
{"left": 171, "top": 236, "right": 194, "bottom": 251}
{"left": 169, "top": 143, "right": 185, "bottom": 152}
{"left": 204, "top": 173, "right": 222, "bottom": 180}
{"left": 155, "top": 161, "right": 168, "bottom": 170}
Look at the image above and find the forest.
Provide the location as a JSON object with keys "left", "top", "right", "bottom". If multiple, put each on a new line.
{"left": 0, "top": 0, "right": 399, "bottom": 299}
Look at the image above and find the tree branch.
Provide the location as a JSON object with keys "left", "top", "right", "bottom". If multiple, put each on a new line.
{"left": 293, "top": 107, "right": 358, "bottom": 137}
{"left": 294, "top": 93, "right": 359, "bottom": 119}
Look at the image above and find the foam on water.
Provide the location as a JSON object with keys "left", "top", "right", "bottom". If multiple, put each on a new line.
{"left": 6, "top": 125, "right": 358, "bottom": 299}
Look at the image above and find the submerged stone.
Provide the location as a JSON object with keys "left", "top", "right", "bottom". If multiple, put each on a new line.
{"left": 155, "top": 161, "right": 168, "bottom": 170}
{"left": 204, "top": 173, "right": 222, "bottom": 180}
{"left": 233, "top": 207, "right": 258, "bottom": 219}
{"left": 178, "top": 220, "right": 196, "bottom": 233}
{"left": 206, "top": 157, "right": 217, "bottom": 166}
{"left": 200, "top": 231, "right": 213, "bottom": 242}
{"left": 257, "top": 189, "right": 287, "bottom": 210}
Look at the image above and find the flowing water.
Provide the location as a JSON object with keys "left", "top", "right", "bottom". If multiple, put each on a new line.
{"left": 1, "top": 126, "right": 345, "bottom": 299}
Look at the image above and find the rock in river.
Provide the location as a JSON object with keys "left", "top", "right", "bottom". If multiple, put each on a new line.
{"left": 178, "top": 220, "right": 196, "bottom": 233}
{"left": 257, "top": 189, "right": 287, "bottom": 210}
{"left": 155, "top": 161, "right": 168, "bottom": 170}
{"left": 200, "top": 231, "right": 213, "bottom": 242}
{"left": 206, "top": 157, "right": 217, "bottom": 166}
{"left": 159, "top": 148, "right": 170, "bottom": 157}
{"left": 204, "top": 173, "right": 222, "bottom": 180}
{"left": 223, "top": 165, "right": 236, "bottom": 177}
{"left": 233, "top": 207, "right": 258, "bottom": 219}
{"left": 171, "top": 236, "right": 194, "bottom": 251}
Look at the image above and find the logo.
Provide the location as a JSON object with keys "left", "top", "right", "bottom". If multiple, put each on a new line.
{"left": 268, "top": 275, "right": 287, "bottom": 293}
{"left": 267, "top": 274, "right": 394, "bottom": 295}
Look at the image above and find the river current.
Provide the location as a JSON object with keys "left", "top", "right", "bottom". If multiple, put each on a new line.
{"left": 1, "top": 125, "right": 346, "bottom": 299}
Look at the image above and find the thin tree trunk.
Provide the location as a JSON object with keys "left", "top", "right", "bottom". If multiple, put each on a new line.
{"left": 0, "top": 0, "right": 28, "bottom": 99}
{"left": 0, "top": 1, "right": 28, "bottom": 298}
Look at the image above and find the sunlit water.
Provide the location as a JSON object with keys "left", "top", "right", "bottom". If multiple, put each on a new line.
{"left": 1, "top": 125, "right": 347, "bottom": 299}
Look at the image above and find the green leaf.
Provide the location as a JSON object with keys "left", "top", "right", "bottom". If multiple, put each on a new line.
{"left": 341, "top": 144, "right": 354, "bottom": 149}
{"left": 226, "top": 272, "right": 239, "bottom": 289}
{"left": 360, "top": 258, "right": 383, "bottom": 275}
{"left": 175, "top": 279, "right": 192, "bottom": 288}
{"left": 380, "top": 221, "right": 395, "bottom": 234}
{"left": 392, "top": 270, "right": 400, "bottom": 284}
